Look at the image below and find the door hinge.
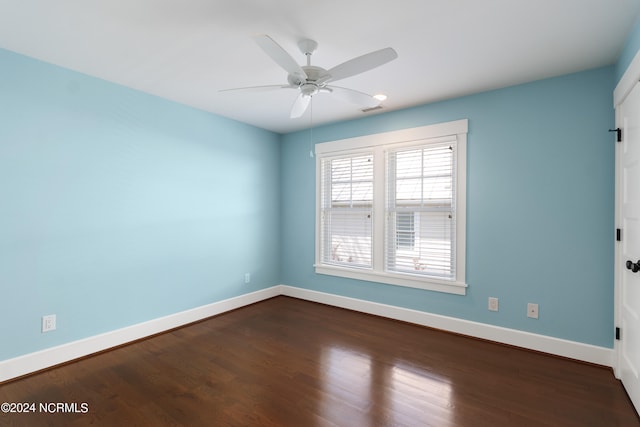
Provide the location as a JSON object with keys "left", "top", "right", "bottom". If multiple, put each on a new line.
{"left": 609, "top": 128, "right": 622, "bottom": 142}
{"left": 617, "top": 228, "right": 622, "bottom": 242}
{"left": 616, "top": 327, "right": 621, "bottom": 340}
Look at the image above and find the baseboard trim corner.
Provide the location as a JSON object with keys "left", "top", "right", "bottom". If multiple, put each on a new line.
{"left": 279, "top": 285, "right": 614, "bottom": 368}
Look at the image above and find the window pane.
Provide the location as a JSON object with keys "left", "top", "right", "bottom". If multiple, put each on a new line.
{"left": 388, "top": 211, "right": 453, "bottom": 277}
{"left": 386, "top": 143, "right": 456, "bottom": 279}
{"left": 396, "top": 149, "right": 422, "bottom": 178}
{"left": 325, "top": 209, "right": 372, "bottom": 267}
{"left": 351, "top": 181, "right": 373, "bottom": 203}
{"left": 396, "top": 178, "right": 422, "bottom": 202}
{"left": 351, "top": 156, "right": 374, "bottom": 180}
{"left": 331, "top": 183, "right": 351, "bottom": 203}
{"left": 321, "top": 154, "right": 374, "bottom": 269}
{"left": 331, "top": 158, "right": 352, "bottom": 181}
{"left": 422, "top": 175, "right": 452, "bottom": 201}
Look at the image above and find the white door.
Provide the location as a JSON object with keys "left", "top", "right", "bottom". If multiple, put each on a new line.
{"left": 616, "top": 81, "right": 640, "bottom": 415}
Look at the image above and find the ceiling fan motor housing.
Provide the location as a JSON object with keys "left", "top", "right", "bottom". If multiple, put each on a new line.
{"left": 288, "top": 65, "right": 329, "bottom": 87}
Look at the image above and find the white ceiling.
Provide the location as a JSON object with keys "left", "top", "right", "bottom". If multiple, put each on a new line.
{"left": 1, "top": 0, "right": 639, "bottom": 134}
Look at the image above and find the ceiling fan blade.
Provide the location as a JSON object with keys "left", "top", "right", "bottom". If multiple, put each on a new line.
{"left": 219, "top": 84, "right": 295, "bottom": 93}
{"left": 328, "top": 86, "right": 380, "bottom": 108}
{"left": 290, "top": 93, "right": 311, "bottom": 118}
{"left": 253, "top": 34, "right": 307, "bottom": 80}
{"left": 327, "top": 47, "right": 397, "bottom": 83}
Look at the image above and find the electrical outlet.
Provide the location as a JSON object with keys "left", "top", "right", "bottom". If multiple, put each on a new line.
{"left": 527, "top": 303, "right": 539, "bottom": 319}
{"left": 244, "top": 273, "right": 251, "bottom": 284}
{"left": 488, "top": 297, "right": 499, "bottom": 312}
{"left": 42, "top": 314, "right": 56, "bottom": 332}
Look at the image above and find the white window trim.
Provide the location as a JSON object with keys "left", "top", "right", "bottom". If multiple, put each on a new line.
{"left": 315, "top": 119, "right": 468, "bottom": 296}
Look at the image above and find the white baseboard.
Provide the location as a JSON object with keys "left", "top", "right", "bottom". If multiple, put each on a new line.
{"left": 1, "top": 284, "right": 614, "bottom": 383}
{"left": 280, "top": 285, "right": 614, "bottom": 367}
{"left": 0, "top": 286, "right": 281, "bottom": 383}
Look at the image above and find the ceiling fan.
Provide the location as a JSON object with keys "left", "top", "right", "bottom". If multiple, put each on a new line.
{"left": 221, "top": 35, "right": 398, "bottom": 118}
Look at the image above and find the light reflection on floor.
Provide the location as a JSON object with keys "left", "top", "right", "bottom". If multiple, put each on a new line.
{"left": 389, "top": 362, "right": 454, "bottom": 426}
{"left": 319, "top": 345, "right": 453, "bottom": 426}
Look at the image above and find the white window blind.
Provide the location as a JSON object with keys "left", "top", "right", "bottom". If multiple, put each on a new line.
{"left": 386, "top": 141, "right": 456, "bottom": 279}
{"left": 320, "top": 153, "right": 374, "bottom": 269}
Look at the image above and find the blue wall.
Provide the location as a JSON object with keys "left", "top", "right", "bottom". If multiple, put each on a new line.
{"left": 0, "top": 49, "right": 281, "bottom": 360}
{"left": 0, "top": 38, "right": 630, "bottom": 364}
{"left": 281, "top": 66, "right": 616, "bottom": 347}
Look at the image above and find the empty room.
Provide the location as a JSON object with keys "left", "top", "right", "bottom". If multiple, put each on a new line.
{"left": 1, "top": 1, "right": 640, "bottom": 425}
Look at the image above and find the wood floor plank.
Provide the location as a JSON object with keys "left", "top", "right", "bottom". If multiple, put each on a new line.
{"left": 0, "top": 296, "right": 638, "bottom": 426}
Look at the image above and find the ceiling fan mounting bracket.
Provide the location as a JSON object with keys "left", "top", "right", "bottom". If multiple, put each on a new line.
{"left": 297, "top": 39, "right": 318, "bottom": 56}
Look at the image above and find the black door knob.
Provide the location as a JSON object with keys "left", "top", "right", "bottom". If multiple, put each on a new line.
{"left": 627, "top": 260, "right": 640, "bottom": 273}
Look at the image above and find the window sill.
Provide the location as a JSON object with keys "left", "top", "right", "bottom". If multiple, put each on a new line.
{"left": 315, "top": 264, "right": 467, "bottom": 295}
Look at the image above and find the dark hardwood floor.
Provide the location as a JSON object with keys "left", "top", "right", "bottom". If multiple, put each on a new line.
{"left": 0, "top": 296, "right": 638, "bottom": 426}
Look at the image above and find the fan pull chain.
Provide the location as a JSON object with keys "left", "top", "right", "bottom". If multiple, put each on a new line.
{"left": 309, "top": 97, "right": 314, "bottom": 158}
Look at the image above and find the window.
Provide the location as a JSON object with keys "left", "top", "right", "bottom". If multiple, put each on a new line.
{"left": 315, "top": 120, "right": 467, "bottom": 295}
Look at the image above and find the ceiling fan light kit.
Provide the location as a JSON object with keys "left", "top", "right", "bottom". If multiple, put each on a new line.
{"left": 222, "top": 34, "right": 397, "bottom": 119}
